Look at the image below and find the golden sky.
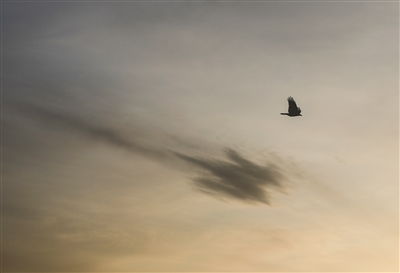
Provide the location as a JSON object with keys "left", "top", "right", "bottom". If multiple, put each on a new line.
{"left": 3, "top": 1, "right": 399, "bottom": 272}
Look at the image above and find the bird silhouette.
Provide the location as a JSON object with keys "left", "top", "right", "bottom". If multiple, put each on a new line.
{"left": 281, "top": 96, "right": 302, "bottom": 117}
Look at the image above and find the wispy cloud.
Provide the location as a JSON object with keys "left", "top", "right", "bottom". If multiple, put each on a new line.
{"left": 15, "top": 103, "right": 170, "bottom": 160}
{"left": 15, "top": 103, "right": 291, "bottom": 205}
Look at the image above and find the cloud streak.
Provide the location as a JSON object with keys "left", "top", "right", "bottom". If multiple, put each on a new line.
{"left": 15, "top": 103, "right": 170, "bottom": 160}
{"left": 15, "top": 102, "right": 290, "bottom": 205}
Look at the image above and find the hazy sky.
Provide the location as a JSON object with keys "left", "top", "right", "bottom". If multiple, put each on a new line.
{"left": 3, "top": 1, "right": 399, "bottom": 272}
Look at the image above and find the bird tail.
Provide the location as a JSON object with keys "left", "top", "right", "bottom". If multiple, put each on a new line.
{"left": 280, "top": 113, "right": 289, "bottom": 115}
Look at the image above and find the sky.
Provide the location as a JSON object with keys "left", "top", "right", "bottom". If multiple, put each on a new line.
{"left": 3, "top": 1, "right": 399, "bottom": 272}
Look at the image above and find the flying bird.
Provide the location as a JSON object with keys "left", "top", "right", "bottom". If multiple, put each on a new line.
{"left": 281, "top": 96, "right": 302, "bottom": 117}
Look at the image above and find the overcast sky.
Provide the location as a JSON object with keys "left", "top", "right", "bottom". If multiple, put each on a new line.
{"left": 3, "top": 1, "right": 399, "bottom": 272}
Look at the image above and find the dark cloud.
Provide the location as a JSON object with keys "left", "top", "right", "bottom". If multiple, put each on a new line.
{"left": 175, "top": 149, "right": 285, "bottom": 204}
{"left": 14, "top": 102, "right": 290, "bottom": 205}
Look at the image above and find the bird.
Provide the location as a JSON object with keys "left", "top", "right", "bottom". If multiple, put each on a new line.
{"left": 281, "top": 96, "right": 302, "bottom": 117}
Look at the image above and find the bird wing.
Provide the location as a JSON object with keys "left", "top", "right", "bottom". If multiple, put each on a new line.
{"left": 287, "top": 96, "right": 298, "bottom": 113}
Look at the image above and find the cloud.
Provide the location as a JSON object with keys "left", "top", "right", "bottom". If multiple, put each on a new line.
{"left": 14, "top": 103, "right": 170, "bottom": 160}
{"left": 175, "top": 149, "right": 285, "bottom": 204}
{"left": 14, "top": 102, "right": 289, "bottom": 205}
